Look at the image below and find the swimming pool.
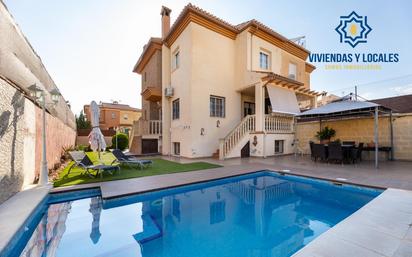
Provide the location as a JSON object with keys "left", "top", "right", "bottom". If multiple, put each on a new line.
{"left": 12, "top": 171, "right": 381, "bottom": 257}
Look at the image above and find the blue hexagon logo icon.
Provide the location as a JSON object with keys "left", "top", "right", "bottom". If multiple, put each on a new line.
{"left": 335, "top": 11, "right": 372, "bottom": 48}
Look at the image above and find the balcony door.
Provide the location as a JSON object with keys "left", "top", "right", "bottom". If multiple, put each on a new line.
{"left": 243, "top": 102, "right": 255, "bottom": 117}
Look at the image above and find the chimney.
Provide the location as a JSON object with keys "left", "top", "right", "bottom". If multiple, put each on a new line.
{"left": 160, "top": 6, "right": 172, "bottom": 39}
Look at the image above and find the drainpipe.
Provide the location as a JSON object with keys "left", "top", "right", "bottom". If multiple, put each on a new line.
{"left": 390, "top": 110, "right": 394, "bottom": 160}
{"left": 293, "top": 116, "right": 298, "bottom": 156}
{"left": 169, "top": 99, "right": 172, "bottom": 157}
{"left": 374, "top": 106, "right": 379, "bottom": 169}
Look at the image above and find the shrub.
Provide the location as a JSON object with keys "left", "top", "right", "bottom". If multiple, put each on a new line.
{"left": 315, "top": 126, "right": 336, "bottom": 141}
{"left": 112, "top": 133, "right": 129, "bottom": 150}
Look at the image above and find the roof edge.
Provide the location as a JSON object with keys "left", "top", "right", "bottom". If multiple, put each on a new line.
{"left": 162, "top": 4, "right": 311, "bottom": 60}
{"left": 133, "top": 37, "right": 162, "bottom": 74}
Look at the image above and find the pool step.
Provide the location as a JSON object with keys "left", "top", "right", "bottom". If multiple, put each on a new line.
{"left": 133, "top": 214, "right": 162, "bottom": 244}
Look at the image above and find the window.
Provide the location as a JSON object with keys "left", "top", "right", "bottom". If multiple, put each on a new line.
{"left": 288, "top": 63, "right": 297, "bottom": 80}
{"left": 111, "top": 113, "right": 116, "bottom": 119}
{"left": 172, "top": 50, "right": 180, "bottom": 70}
{"left": 259, "top": 51, "right": 269, "bottom": 70}
{"left": 210, "top": 96, "right": 225, "bottom": 117}
{"left": 172, "top": 99, "right": 180, "bottom": 120}
{"left": 124, "top": 114, "right": 128, "bottom": 120}
{"left": 275, "top": 140, "right": 284, "bottom": 154}
{"left": 173, "top": 142, "right": 180, "bottom": 155}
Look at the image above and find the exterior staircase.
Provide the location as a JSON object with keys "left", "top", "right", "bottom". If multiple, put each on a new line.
{"left": 219, "top": 115, "right": 256, "bottom": 159}
{"left": 218, "top": 114, "right": 294, "bottom": 160}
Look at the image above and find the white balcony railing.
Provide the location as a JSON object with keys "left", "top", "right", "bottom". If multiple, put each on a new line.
{"left": 264, "top": 115, "right": 294, "bottom": 133}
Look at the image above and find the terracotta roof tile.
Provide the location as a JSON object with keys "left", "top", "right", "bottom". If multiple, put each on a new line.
{"left": 164, "top": 3, "right": 309, "bottom": 54}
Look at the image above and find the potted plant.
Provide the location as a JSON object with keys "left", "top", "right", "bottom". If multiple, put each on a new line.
{"left": 315, "top": 126, "right": 336, "bottom": 144}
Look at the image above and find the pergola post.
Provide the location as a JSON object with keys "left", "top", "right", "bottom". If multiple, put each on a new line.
{"left": 374, "top": 106, "right": 379, "bottom": 169}
{"left": 390, "top": 110, "right": 394, "bottom": 160}
{"left": 319, "top": 117, "right": 322, "bottom": 132}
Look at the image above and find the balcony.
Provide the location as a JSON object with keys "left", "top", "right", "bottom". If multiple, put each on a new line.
{"left": 141, "top": 87, "right": 162, "bottom": 102}
{"left": 132, "top": 119, "right": 162, "bottom": 136}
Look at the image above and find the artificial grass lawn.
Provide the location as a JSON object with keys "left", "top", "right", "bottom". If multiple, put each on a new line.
{"left": 53, "top": 151, "right": 221, "bottom": 187}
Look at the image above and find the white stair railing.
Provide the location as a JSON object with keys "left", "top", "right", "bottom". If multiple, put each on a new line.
{"left": 218, "top": 114, "right": 294, "bottom": 160}
{"left": 219, "top": 115, "right": 256, "bottom": 160}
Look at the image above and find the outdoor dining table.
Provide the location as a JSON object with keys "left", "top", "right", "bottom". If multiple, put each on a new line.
{"left": 323, "top": 144, "right": 357, "bottom": 162}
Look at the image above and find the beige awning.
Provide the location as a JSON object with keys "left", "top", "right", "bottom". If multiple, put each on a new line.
{"left": 267, "top": 84, "right": 300, "bottom": 115}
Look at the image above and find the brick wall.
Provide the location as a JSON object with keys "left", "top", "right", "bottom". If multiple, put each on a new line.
{"left": 34, "top": 107, "right": 76, "bottom": 179}
{"left": 296, "top": 115, "right": 412, "bottom": 161}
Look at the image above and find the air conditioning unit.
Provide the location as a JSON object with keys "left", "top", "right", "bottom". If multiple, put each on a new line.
{"left": 164, "top": 87, "right": 174, "bottom": 97}
{"left": 288, "top": 74, "right": 296, "bottom": 80}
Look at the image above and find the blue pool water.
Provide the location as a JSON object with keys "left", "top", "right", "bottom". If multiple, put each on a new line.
{"left": 15, "top": 172, "right": 381, "bottom": 257}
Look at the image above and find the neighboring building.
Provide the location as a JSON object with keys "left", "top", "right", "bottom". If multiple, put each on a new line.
{"left": 317, "top": 93, "right": 340, "bottom": 107}
{"left": 0, "top": 1, "right": 76, "bottom": 203}
{"left": 371, "top": 94, "right": 412, "bottom": 114}
{"left": 132, "top": 4, "right": 320, "bottom": 158}
{"left": 84, "top": 102, "right": 142, "bottom": 135}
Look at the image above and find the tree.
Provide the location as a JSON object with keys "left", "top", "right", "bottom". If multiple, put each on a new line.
{"left": 76, "top": 110, "right": 91, "bottom": 129}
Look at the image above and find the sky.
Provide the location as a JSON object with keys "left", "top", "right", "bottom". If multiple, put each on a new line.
{"left": 4, "top": 0, "right": 412, "bottom": 115}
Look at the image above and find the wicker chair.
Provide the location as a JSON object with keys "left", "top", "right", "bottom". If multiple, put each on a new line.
{"left": 309, "top": 141, "right": 315, "bottom": 160}
{"left": 328, "top": 142, "right": 343, "bottom": 164}
{"left": 313, "top": 144, "right": 327, "bottom": 162}
{"left": 353, "top": 142, "right": 364, "bottom": 162}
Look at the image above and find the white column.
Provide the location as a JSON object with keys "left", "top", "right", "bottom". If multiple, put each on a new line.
{"left": 255, "top": 83, "right": 264, "bottom": 132}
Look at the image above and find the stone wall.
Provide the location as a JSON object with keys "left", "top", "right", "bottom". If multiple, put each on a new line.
{"left": 0, "top": 80, "right": 25, "bottom": 204}
{"left": 0, "top": 2, "right": 75, "bottom": 129}
{"left": 0, "top": 2, "right": 76, "bottom": 204}
{"left": 0, "top": 78, "right": 76, "bottom": 204}
{"left": 295, "top": 115, "right": 412, "bottom": 161}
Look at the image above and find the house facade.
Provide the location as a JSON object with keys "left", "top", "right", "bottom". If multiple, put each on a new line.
{"left": 131, "top": 37, "right": 163, "bottom": 154}
{"left": 132, "top": 4, "right": 320, "bottom": 159}
{"left": 84, "top": 102, "right": 141, "bottom": 136}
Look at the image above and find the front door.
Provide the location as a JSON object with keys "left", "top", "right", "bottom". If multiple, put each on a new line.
{"left": 243, "top": 102, "right": 255, "bottom": 117}
{"left": 241, "top": 141, "right": 250, "bottom": 158}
